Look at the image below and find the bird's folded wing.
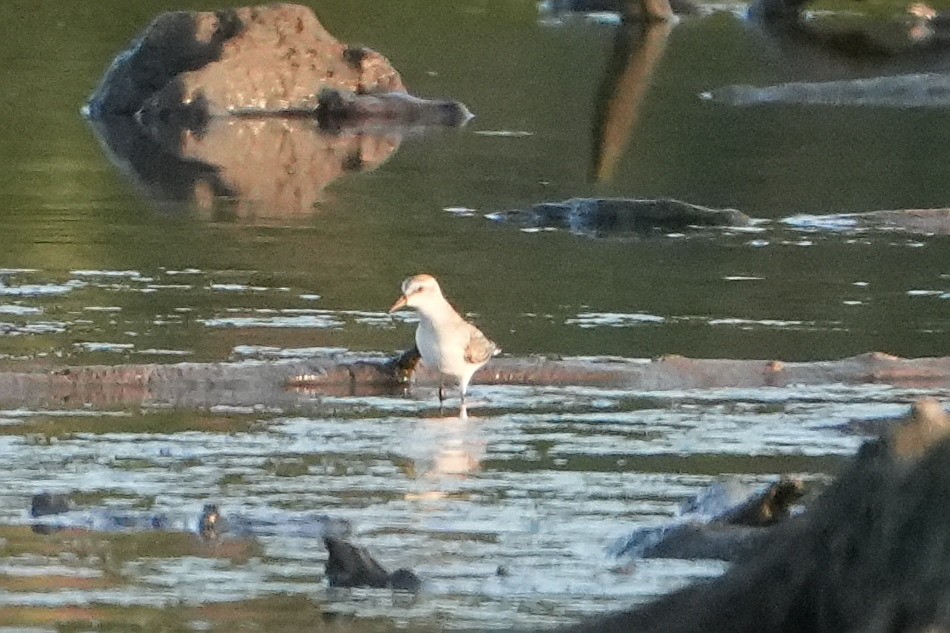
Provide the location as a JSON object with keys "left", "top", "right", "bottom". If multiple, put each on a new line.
{"left": 464, "top": 326, "right": 497, "bottom": 364}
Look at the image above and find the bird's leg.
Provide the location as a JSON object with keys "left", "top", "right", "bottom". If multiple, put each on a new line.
{"left": 438, "top": 379, "right": 445, "bottom": 409}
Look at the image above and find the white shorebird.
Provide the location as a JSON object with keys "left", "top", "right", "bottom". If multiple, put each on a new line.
{"left": 389, "top": 274, "right": 498, "bottom": 404}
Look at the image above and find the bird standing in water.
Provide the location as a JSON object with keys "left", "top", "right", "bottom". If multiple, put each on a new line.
{"left": 389, "top": 274, "right": 498, "bottom": 404}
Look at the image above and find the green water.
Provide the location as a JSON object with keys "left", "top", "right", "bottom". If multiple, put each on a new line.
{"left": 0, "top": 1, "right": 948, "bottom": 630}
{"left": 1, "top": 0, "right": 948, "bottom": 365}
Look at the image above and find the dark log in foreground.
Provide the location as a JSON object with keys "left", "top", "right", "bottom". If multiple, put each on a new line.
{"left": 551, "top": 399, "right": 950, "bottom": 633}
{"left": 0, "top": 352, "right": 949, "bottom": 410}
{"left": 614, "top": 478, "right": 805, "bottom": 562}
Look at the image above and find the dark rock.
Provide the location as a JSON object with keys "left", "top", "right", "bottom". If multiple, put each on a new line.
{"left": 489, "top": 198, "right": 752, "bottom": 237}
{"left": 86, "top": 4, "right": 470, "bottom": 130}
{"left": 87, "top": 4, "right": 402, "bottom": 119}
{"left": 555, "top": 398, "right": 950, "bottom": 633}
{"left": 324, "top": 536, "right": 421, "bottom": 592}
{"left": 631, "top": 523, "right": 769, "bottom": 561}
{"left": 30, "top": 492, "right": 73, "bottom": 517}
{"left": 388, "top": 567, "right": 424, "bottom": 593}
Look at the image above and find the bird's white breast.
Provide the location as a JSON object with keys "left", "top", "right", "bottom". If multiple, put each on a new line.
{"left": 415, "top": 318, "right": 472, "bottom": 377}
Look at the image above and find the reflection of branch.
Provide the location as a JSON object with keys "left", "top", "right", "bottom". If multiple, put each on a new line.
{"left": 591, "top": 20, "right": 673, "bottom": 184}
{"left": 637, "top": 0, "right": 675, "bottom": 21}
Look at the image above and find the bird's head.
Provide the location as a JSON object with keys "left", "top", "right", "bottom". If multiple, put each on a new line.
{"left": 389, "top": 274, "right": 444, "bottom": 313}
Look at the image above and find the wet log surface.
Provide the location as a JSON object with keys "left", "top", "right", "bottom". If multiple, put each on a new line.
{"left": 0, "top": 352, "right": 948, "bottom": 410}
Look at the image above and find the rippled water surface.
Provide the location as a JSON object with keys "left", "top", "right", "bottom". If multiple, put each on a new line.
{"left": 0, "top": 0, "right": 949, "bottom": 629}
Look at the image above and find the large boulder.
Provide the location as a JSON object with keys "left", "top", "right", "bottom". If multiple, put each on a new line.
{"left": 86, "top": 4, "right": 470, "bottom": 128}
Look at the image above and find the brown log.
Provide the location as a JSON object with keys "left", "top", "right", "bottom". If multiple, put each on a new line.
{"left": 0, "top": 352, "right": 948, "bottom": 411}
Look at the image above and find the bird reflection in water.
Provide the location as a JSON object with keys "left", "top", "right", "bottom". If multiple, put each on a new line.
{"left": 403, "top": 404, "right": 486, "bottom": 502}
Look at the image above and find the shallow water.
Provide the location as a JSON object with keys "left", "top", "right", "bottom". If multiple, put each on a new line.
{"left": 0, "top": 382, "right": 941, "bottom": 630}
{"left": 0, "top": 0, "right": 949, "bottom": 630}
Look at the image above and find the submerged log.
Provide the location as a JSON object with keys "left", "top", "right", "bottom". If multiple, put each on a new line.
{"left": 488, "top": 197, "right": 950, "bottom": 237}
{"left": 0, "top": 352, "right": 948, "bottom": 410}
{"left": 488, "top": 198, "right": 753, "bottom": 236}
{"left": 554, "top": 398, "right": 950, "bottom": 633}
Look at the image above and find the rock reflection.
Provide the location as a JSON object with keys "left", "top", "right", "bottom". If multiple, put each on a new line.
{"left": 88, "top": 115, "right": 401, "bottom": 220}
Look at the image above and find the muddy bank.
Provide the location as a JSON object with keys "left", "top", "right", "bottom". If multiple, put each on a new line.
{"left": 0, "top": 352, "right": 948, "bottom": 410}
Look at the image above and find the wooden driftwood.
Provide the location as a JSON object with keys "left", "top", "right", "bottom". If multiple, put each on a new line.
{"left": 0, "top": 352, "right": 947, "bottom": 410}
{"left": 553, "top": 399, "right": 950, "bottom": 633}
